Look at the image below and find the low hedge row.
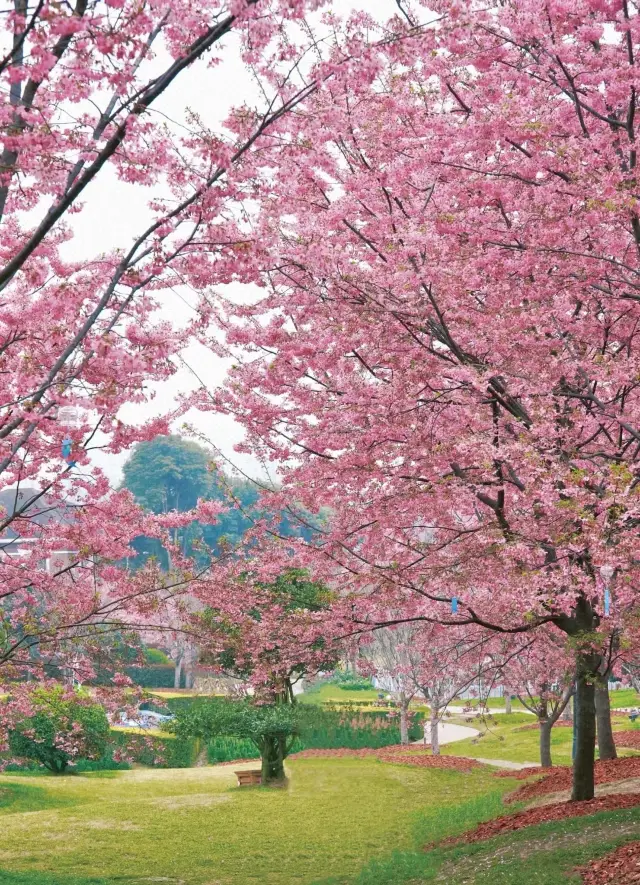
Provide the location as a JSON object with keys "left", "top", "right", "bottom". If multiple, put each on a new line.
{"left": 109, "top": 729, "right": 199, "bottom": 768}
{"left": 205, "top": 709, "right": 424, "bottom": 763}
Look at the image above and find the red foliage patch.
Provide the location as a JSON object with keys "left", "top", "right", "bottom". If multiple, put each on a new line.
{"left": 376, "top": 751, "right": 483, "bottom": 771}
{"left": 578, "top": 840, "right": 640, "bottom": 884}
{"left": 436, "top": 794, "right": 640, "bottom": 850}
{"left": 508, "top": 757, "right": 640, "bottom": 803}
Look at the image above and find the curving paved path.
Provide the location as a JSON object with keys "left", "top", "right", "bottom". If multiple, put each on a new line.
{"left": 413, "top": 721, "right": 480, "bottom": 746}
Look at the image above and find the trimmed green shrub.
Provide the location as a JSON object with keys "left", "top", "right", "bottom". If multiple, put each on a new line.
{"left": 329, "top": 671, "right": 376, "bottom": 691}
{"left": 207, "top": 735, "right": 260, "bottom": 764}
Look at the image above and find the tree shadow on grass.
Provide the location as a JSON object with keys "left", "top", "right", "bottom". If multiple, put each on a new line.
{"left": 0, "top": 780, "right": 79, "bottom": 814}
{"left": 0, "top": 875, "right": 119, "bottom": 885}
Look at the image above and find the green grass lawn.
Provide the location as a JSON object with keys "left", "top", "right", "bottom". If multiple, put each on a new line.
{"left": 299, "top": 684, "right": 383, "bottom": 705}
{"left": 443, "top": 713, "right": 574, "bottom": 765}
{"left": 442, "top": 710, "right": 640, "bottom": 766}
{"left": 608, "top": 688, "right": 640, "bottom": 708}
{"left": 0, "top": 758, "right": 515, "bottom": 885}
{"left": 448, "top": 688, "right": 640, "bottom": 711}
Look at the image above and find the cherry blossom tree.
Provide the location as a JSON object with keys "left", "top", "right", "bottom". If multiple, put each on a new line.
{"left": 500, "top": 632, "right": 574, "bottom": 768}
{"left": 360, "top": 624, "right": 420, "bottom": 744}
{"left": 405, "top": 623, "right": 502, "bottom": 755}
{"left": 0, "top": 0, "right": 326, "bottom": 682}
{"left": 192, "top": 564, "right": 344, "bottom": 702}
{"left": 199, "top": 1, "right": 640, "bottom": 800}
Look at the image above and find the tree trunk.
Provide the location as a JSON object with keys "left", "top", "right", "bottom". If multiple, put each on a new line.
{"left": 562, "top": 693, "right": 573, "bottom": 722}
{"left": 504, "top": 694, "right": 512, "bottom": 715}
{"left": 430, "top": 706, "right": 440, "bottom": 756}
{"left": 595, "top": 681, "right": 617, "bottom": 761}
{"left": 539, "top": 718, "right": 553, "bottom": 768}
{"left": 400, "top": 696, "right": 409, "bottom": 745}
{"left": 572, "top": 653, "right": 597, "bottom": 801}
{"left": 260, "top": 736, "right": 286, "bottom": 785}
{"left": 174, "top": 655, "right": 183, "bottom": 690}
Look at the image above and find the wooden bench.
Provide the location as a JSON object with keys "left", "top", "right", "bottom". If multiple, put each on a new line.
{"left": 235, "top": 769, "right": 262, "bottom": 787}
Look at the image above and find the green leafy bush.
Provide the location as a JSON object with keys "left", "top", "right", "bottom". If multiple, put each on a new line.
{"left": 207, "top": 735, "right": 260, "bottom": 763}
{"left": 9, "top": 687, "right": 110, "bottom": 774}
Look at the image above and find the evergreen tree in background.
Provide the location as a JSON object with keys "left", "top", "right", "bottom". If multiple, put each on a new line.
{"left": 121, "top": 435, "right": 259, "bottom": 568}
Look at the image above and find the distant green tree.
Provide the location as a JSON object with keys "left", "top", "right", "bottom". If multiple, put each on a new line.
{"left": 122, "top": 435, "right": 212, "bottom": 514}
{"left": 121, "top": 435, "right": 260, "bottom": 567}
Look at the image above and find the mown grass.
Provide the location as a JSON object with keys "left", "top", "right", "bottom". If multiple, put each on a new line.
{"left": 0, "top": 758, "right": 515, "bottom": 885}
{"left": 443, "top": 712, "right": 573, "bottom": 765}
{"left": 443, "top": 710, "right": 640, "bottom": 766}
{"left": 299, "top": 684, "right": 383, "bottom": 705}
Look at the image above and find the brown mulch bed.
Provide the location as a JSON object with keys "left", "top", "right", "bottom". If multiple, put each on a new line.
{"left": 436, "top": 793, "right": 640, "bottom": 850}
{"left": 615, "top": 732, "right": 640, "bottom": 750}
{"left": 216, "top": 747, "right": 483, "bottom": 772}
{"left": 508, "top": 758, "right": 640, "bottom": 803}
{"left": 293, "top": 747, "right": 483, "bottom": 770}
{"left": 578, "top": 840, "right": 640, "bottom": 884}
{"left": 516, "top": 721, "right": 573, "bottom": 732}
{"left": 493, "top": 766, "right": 544, "bottom": 780}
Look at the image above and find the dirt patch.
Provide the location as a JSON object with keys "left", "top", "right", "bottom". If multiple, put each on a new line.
{"left": 293, "top": 747, "right": 483, "bottom": 771}
{"left": 578, "top": 840, "right": 640, "bottom": 884}
{"left": 494, "top": 766, "right": 544, "bottom": 781}
{"left": 507, "top": 758, "right": 640, "bottom": 803}
{"left": 78, "top": 818, "right": 142, "bottom": 830}
{"left": 515, "top": 722, "right": 572, "bottom": 732}
{"left": 433, "top": 793, "right": 640, "bottom": 850}
{"left": 528, "top": 778, "right": 640, "bottom": 809}
{"left": 151, "top": 793, "right": 231, "bottom": 810}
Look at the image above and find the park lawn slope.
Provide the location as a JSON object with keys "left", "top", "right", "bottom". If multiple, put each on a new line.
{"left": 0, "top": 758, "right": 513, "bottom": 885}
{"left": 346, "top": 800, "right": 640, "bottom": 884}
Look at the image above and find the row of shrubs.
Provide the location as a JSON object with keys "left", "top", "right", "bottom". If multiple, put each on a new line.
{"left": 206, "top": 707, "right": 423, "bottom": 764}
{"left": 4, "top": 688, "right": 423, "bottom": 773}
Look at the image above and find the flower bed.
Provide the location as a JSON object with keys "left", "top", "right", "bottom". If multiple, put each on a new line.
{"left": 436, "top": 794, "right": 640, "bottom": 849}
{"left": 578, "top": 840, "right": 640, "bottom": 884}
{"left": 507, "top": 757, "right": 640, "bottom": 803}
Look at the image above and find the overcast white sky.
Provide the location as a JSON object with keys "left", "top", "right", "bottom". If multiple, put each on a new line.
{"left": 78, "top": 0, "right": 400, "bottom": 486}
